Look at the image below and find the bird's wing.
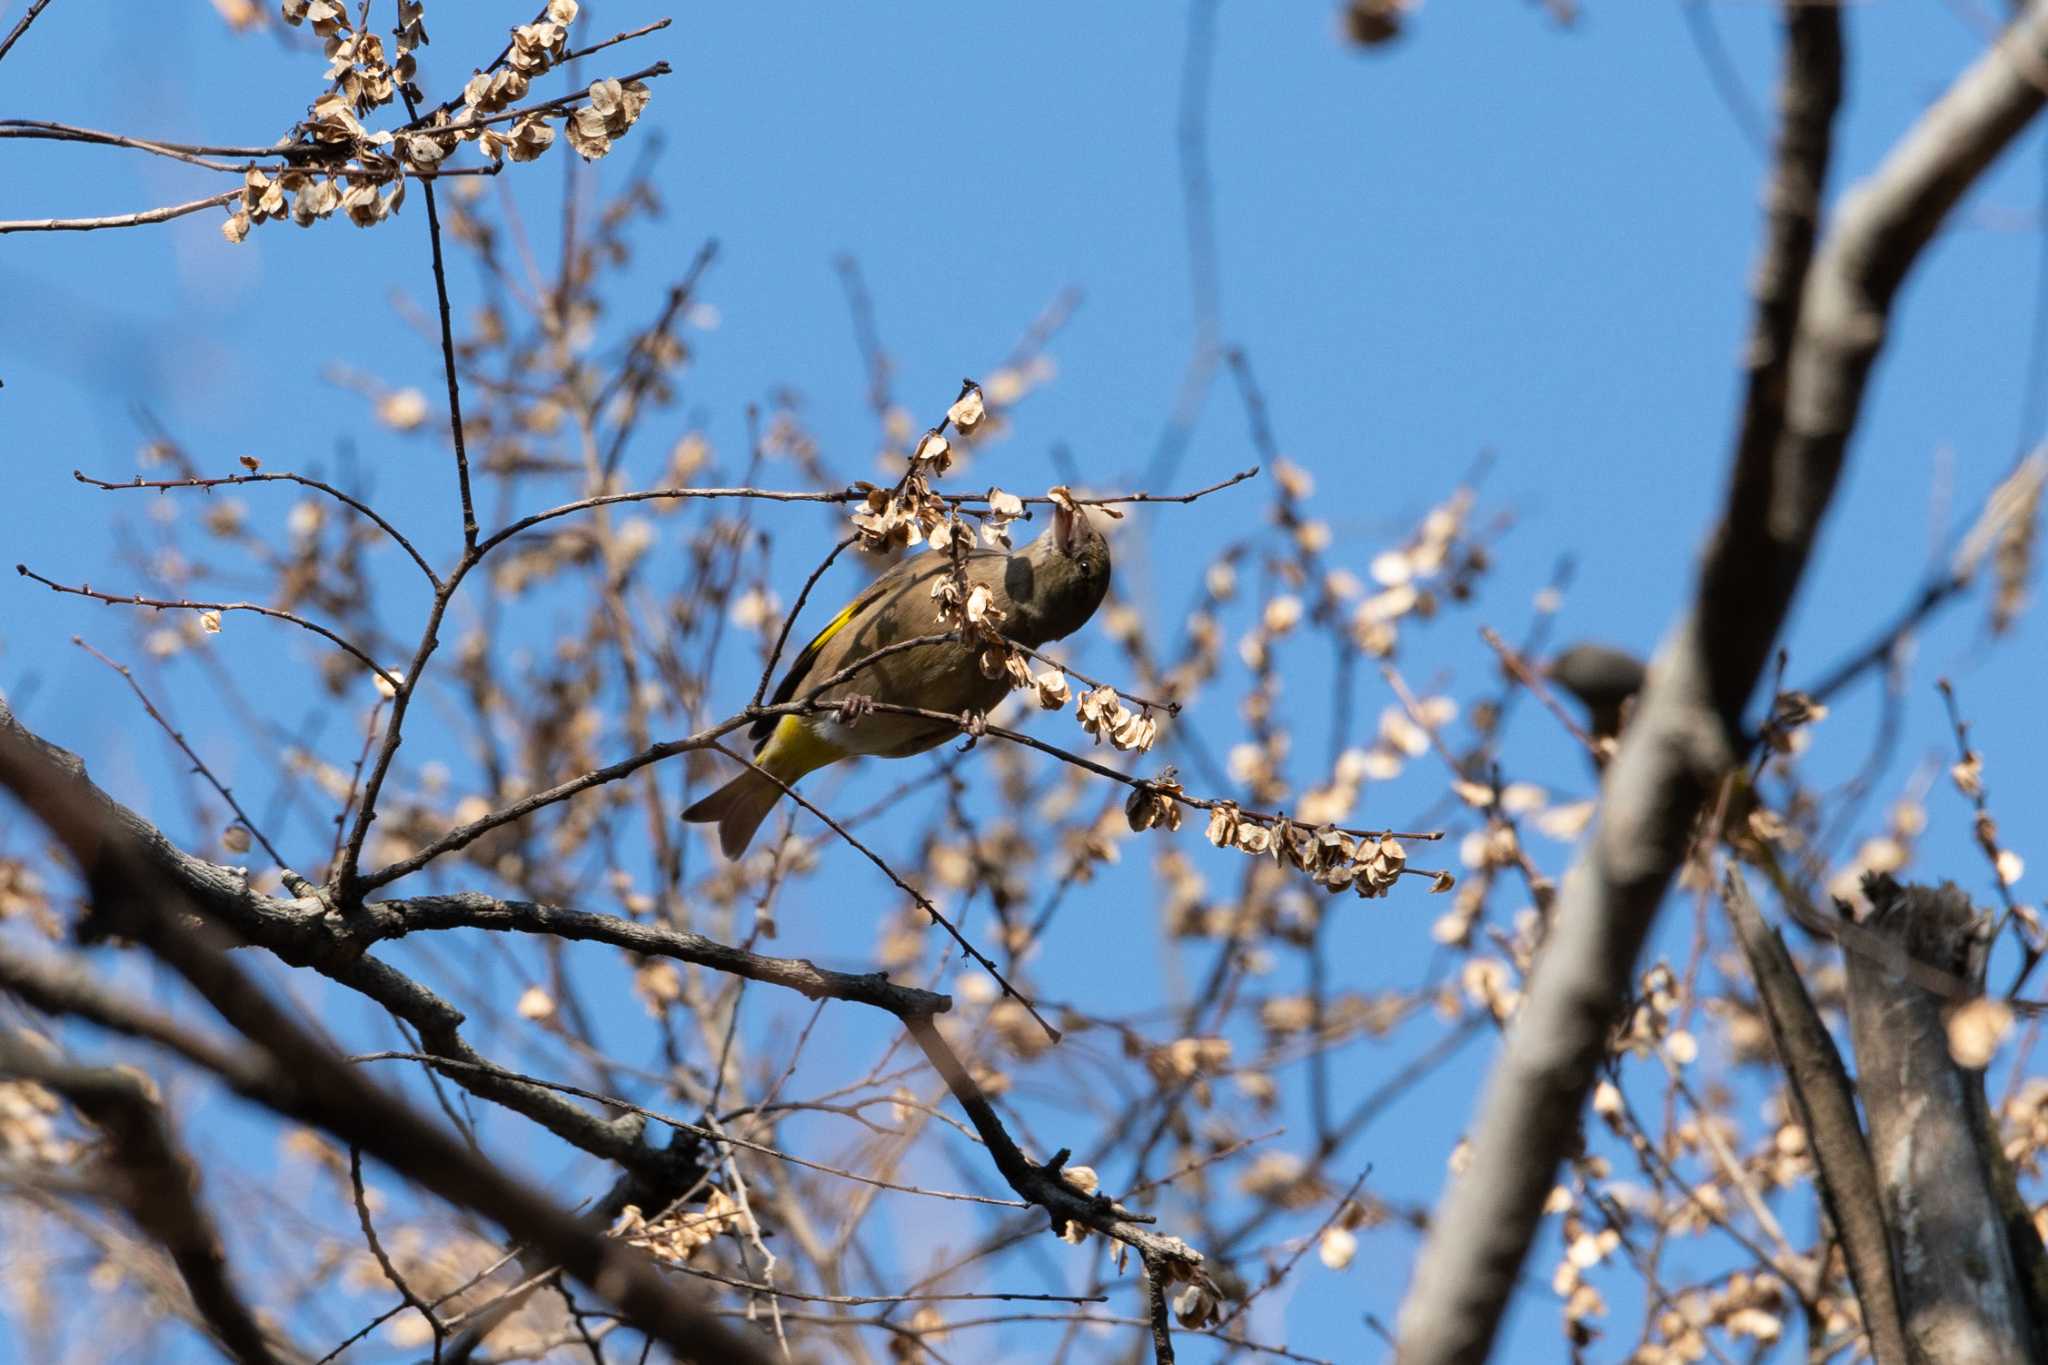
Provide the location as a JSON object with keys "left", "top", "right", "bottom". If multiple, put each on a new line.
{"left": 748, "top": 545, "right": 1012, "bottom": 747}
{"left": 751, "top": 581, "right": 891, "bottom": 746}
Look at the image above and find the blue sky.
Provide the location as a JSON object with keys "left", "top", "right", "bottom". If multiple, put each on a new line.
{"left": 5, "top": 3, "right": 2047, "bottom": 1362}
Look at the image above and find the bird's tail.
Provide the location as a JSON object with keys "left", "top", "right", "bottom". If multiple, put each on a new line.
{"left": 686, "top": 717, "right": 844, "bottom": 858}
{"left": 682, "top": 766, "right": 785, "bottom": 859}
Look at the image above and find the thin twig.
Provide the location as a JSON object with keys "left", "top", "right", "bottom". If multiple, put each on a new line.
{"left": 16, "top": 564, "right": 398, "bottom": 686}
{"left": 401, "top": 91, "right": 479, "bottom": 551}
{"left": 347, "top": 1052, "right": 1023, "bottom": 1209}
{"left": 76, "top": 468, "right": 440, "bottom": 587}
{"left": 0, "top": 0, "right": 58, "bottom": 67}
{"left": 559, "top": 16, "right": 671, "bottom": 65}
{"left": 71, "top": 637, "right": 290, "bottom": 870}
{"left": 668, "top": 1263, "right": 1104, "bottom": 1308}
{"left": 750, "top": 535, "right": 856, "bottom": 709}
{"left": 475, "top": 467, "right": 1261, "bottom": 555}
{"left": 707, "top": 738, "right": 1063, "bottom": 1045}
{"left": 350, "top": 1145, "right": 446, "bottom": 1358}
{"left": 0, "top": 188, "right": 241, "bottom": 235}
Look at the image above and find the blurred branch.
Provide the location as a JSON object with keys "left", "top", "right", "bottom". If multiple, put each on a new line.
{"left": 0, "top": 697, "right": 654, "bottom": 1164}
{"left": 835, "top": 255, "right": 895, "bottom": 422}
{"left": 1803, "top": 451, "right": 2048, "bottom": 704}
{"left": 1844, "top": 878, "right": 2044, "bottom": 1363}
{"left": 1681, "top": 0, "right": 1770, "bottom": 155}
{"left": 0, "top": 694, "right": 1221, "bottom": 1335}
{"left": 0, "top": 698, "right": 772, "bottom": 1364}
{"left": 1722, "top": 868, "right": 1913, "bottom": 1365}
{"left": 1936, "top": 679, "right": 2045, "bottom": 991}
{"left": 0, "top": 1035, "right": 303, "bottom": 1365}
{"left": 1398, "top": 1, "right": 1851, "bottom": 1356}
{"left": 1407, "top": 0, "right": 2048, "bottom": 1351}
{"left": 1143, "top": 0, "right": 1224, "bottom": 491}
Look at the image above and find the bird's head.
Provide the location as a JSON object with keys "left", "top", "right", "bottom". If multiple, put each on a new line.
{"left": 1013, "top": 502, "right": 1112, "bottom": 643}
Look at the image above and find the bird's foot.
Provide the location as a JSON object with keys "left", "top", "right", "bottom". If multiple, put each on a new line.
{"left": 956, "top": 709, "right": 988, "bottom": 748}
{"left": 837, "top": 693, "right": 876, "bottom": 728}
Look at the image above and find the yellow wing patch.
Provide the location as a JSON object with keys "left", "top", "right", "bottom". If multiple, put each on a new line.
{"left": 804, "top": 599, "right": 863, "bottom": 657}
{"left": 753, "top": 585, "right": 885, "bottom": 745}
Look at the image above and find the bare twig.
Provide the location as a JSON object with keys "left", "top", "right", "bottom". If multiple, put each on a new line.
{"left": 0, "top": 0, "right": 56, "bottom": 67}
{"left": 76, "top": 468, "right": 440, "bottom": 587}
{"left": 16, "top": 564, "right": 399, "bottom": 687}
{"left": 0, "top": 1036, "right": 296, "bottom": 1365}
{"left": 346, "top": 1053, "right": 1020, "bottom": 1210}
{"left": 476, "top": 467, "right": 1259, "bottom": 556}
{"left": 0, "top": 705, "right": 773, "bottom": 1365}
{"left": 370, "top": 891, "right": 949, "bottom": 1017}
{"left": 705, "top": 739, "right": 1063, "bottom": 1044}
{"left": 750, "top": 535, "right": 857, "bottom": 709}
{"left": 559, "top": 16, "right": 671, "bottom": 65}
{"left": 72, "top": 637, "right": 290, "bottom": 870}
{"left": 349, "top": 1145, "right": 445, "bottom": 1358}
{"left": 0, "top": 189, "right": 242, "bottom": 234}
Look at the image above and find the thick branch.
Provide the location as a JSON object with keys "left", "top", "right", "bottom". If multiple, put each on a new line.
{"left": 1844, "top": 878, "right": 2043, "bottom": 1364}
{"left": 0, "top": 706, "right": 771, "bottom": 1364}
{"left": 904, "top": 1016, "right": 1210, "bottom": 1278}
{"left": 0, "top": 697, "right": 655, "bottom": 1166}
{"left": 0, "top": 1036, "right": 303, "bottom": 1365}
{"left": 1399, "top": 0, "right": 1976, "bottom": 1354}
{"left": 1722, "top": 869, "right": 1915, "bottom": 1365}
{"left": 375, "top": 892, "right": 949, "bottom": 1016}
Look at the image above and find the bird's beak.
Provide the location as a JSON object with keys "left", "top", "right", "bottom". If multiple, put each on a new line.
{"left": 1054, "top": 503, "right": 1080, "bottom": 552}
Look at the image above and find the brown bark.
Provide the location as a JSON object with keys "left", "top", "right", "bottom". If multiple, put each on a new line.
{"left": 1844, "top": 877, "right": 2043, "bottom": 1365}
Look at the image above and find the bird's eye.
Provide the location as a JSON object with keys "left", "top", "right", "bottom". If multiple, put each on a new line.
{"left": 1076, "top": 555, "right": 1094, "bottom": 573}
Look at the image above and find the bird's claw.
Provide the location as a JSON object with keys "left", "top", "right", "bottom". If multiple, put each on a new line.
{"left": 837, "top": 693, "right": 875, "bottom": 728}
{"left": 957, "top": 709, "right": 988, "bottom": 745}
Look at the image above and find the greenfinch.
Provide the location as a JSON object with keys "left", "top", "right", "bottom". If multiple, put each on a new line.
{"left": 684, "top": 504, "right": 1112, "bottom": 857}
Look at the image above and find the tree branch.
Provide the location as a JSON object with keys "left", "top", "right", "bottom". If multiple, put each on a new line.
{"left": 1397, "top": 3, "right": 1842, "bottom": 1356}
{"left": 0, "top": 1035, "right": 303, "bottom": 1365}
{"left": 1844, "top": 878, "right": 2042, "bottom": 1364}
{"left": 1722, "top": 868, "right": 1914, "bottom": 1365}
{"left": 0, "top": 704, "right": 772, "bottom": 1365}
{"left": 1403, "top": 2, "right": 2048, "bottom": 1350}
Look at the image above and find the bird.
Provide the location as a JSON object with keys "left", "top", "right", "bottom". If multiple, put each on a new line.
{"left": 1545, "top": 641, "right": 1646, "bottom": 748}
{"left": 683, "top": 504, "right": 1113, "bottom": 857}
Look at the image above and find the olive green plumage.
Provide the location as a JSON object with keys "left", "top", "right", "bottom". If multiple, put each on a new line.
{"left": 683, "top": 506, "right": 1112, "bottom": 857}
